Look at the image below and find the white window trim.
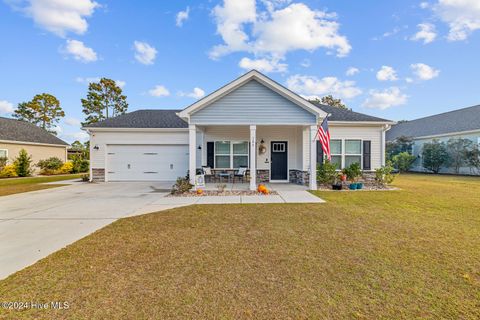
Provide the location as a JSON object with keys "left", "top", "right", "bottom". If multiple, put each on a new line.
{"left": 0, "top": 149, "right": 8, "bottom": 159}
{"left": 344, "top": 139, "right": 363, "bottom": 169}
{"left": 213, "top": 140, "right": 249, "bottom": 169}
{"left": 329, "top": 139, "right": 363, "bottom": 169}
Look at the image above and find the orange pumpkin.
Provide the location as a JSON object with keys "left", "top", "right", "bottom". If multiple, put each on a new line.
{"left": 262, "top": 189, "right": 269, "bottom": 195}
{"left": 258, "top": 184, "right": 267, "bottom": 193}
{"left": 196, "top": 188, "right": 204, "bottom": 195}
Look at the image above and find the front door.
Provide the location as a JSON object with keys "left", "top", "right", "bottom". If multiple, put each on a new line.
{"left": 271, "top": 141, "right": 288, "bottom": 180}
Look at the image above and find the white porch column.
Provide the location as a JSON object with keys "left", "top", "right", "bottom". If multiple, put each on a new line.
{"left": 249, "top": 125, "right": 257, "bottom": 191}
{"left": 189, "top": 124, "right": 196, "bottom": 185}
{"left": 309, "top": 125, "right": 317, "bottom": 190}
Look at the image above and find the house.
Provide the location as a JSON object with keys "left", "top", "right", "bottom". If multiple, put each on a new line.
{"left": 386, "top": 104, "right": 480, "bottom": 174}
{"left": 84, "top": 70, "right": 394, "bottom": 190}
{"left": 0, "top": 117, "right": 69, "bottom": 169}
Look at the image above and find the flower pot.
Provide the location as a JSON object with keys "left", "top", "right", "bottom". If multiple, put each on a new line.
{"left": 349, "top": 183, "right": 357, "bottom": 190}
{"left": 332, "top": 183, "right": 343, "bottom": 190}
{"left": 356, "top": 182, "right": 363, "bottom": 190}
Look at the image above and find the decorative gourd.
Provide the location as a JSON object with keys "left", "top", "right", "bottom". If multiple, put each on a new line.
{"left": 258, "top": 184, "right": 267, "bottom": 193}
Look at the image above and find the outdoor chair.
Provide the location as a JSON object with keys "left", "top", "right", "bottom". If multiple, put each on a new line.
{"left": 233, "top": 166, "right": 248, "bottom": 184}
{"left": 202, "top": 166, "right": 214, "bottom": 183}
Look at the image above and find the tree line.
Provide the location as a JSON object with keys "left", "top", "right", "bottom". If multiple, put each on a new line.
{"left": 387, "top": 136, "right": 480, "bottom": 175}
{"left": 12, "top": 78, "right": 129, "bottom": 135}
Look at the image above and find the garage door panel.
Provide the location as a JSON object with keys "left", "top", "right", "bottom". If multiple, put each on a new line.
{"left": 107, "top": 145, "right": 188, "bottom": 181}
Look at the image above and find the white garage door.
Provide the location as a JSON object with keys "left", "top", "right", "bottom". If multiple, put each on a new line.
{"left": 107, "top": 145, "right": 189, "bottom": 181}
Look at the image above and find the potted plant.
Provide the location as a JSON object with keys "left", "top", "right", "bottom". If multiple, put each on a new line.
{"left": 343, "top": 163, "right": 362, "bottom": 190}
{"left": 332, "top": 173, "right": 343, "bottom": 190}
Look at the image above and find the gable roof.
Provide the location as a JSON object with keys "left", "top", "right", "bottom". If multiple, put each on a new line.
{"left": 386, "top": 104, "right": 480, "bottom": 140}
{"left": 83, "top": 110, "right": 188, "bottom": 129}
{"left": 311, "top": 102, "right": 393, "bottom": 123}
{"left": 178, "top": 70, "right": 327, "bottom": 120}
{"left": 0, "top": 117, "right": 69, "bottom": 146}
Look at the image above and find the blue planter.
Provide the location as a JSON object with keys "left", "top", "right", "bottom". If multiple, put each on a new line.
{"left": 349, "top": 183, "right": 357, "bottom": 190}
{"left": 356, "top": 182, "right": 363, "bottom": 190}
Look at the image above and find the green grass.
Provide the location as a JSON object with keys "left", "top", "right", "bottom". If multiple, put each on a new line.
{"left": 0, "top": 174, "right": 479, "bottom": 319}
{"left": 0, "top": 174, "right": 83, "bottom": 196}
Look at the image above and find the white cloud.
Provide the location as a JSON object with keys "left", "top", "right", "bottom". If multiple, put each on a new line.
{"left": 238, "top": 57, "right": 287, "bottom": 73}
{"left": 65, "top": 117, "right": 81, "bottom": 126}
{"left": 179, "top": 87, "right": 206, "bottom": 99}
{"left": 75, "top": 77, "right": 126, "bottom": 88}
{"left": 210, "top": 1, "right": 351, "bottom": 60}
{"left": 300, "top": 59, "right": 311, "bottom": 68}
{"left": 433, "top": 0, "right": 480, "bottom": 41}
{"left": 52, "top": 125, "right": 63, "bottom": 135}
{"left": 420, "top": 2, "right": 430, "bottom": 9}
{"left": 286, "top": 74, "right": 362, "bottom": 100}
{"left": 362, "top": 87, "right": 407, "bottom": 110}
{"left": 64, "top": 39, "right": 97, "bottom": 62}
{"left": 405, "top": 77, "right": 414, "bottom": 83}
{"left": 7, "top": 0, "right": 99, "bottom": 37}
{"left": 63, "top": 131, "right": 89, "bottom": 142}
{"left": 376, "top": 65, "right": 398, "bottom": 81}
{"left": 133, "top": 41, "right": 157, "bottom": 65}
{"left": 0, "top": 100, "right": 14, "bottom": 115}
{"left": 410, "top": 63, "right": 440, "bottom": 80}
{"left": 114, "top": 80, "right": 126, "bottom": 89}
{"left": 346, "top": 67, "right": 359, "bottom": 76}
{"left": 411, "top": 23, "right": 437, "bottom": 44}
{"left": 148, "top": 85, "right": 170, "bottom": 97}
{"left": 176, "top": 6, "right": 190, "bottom": 27}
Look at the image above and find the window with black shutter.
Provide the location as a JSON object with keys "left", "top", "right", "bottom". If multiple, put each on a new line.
{"left": 316, "top": 140, "right": 324, "bottom": 165}
{"left": 363, "top": 140, "right": 371, "bottom": 170}
{"left": 207, "top": 142, "right": 214, "bottom": 168}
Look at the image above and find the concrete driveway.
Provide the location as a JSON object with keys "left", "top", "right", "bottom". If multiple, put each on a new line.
{"left": 0, "top": 181, "right": 176, "bottom": 280}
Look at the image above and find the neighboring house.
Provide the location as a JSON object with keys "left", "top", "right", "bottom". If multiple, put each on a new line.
{"left": 386, "top": 104, "right": 480, "bottom": 175}
{"left": 0, "top": 117, "right": 69, "bottom": 170}
{"left": 84, "top": 70, "right": 394, "bottom": 190}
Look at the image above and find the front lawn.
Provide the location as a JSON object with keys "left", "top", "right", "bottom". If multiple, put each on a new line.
{"left": 0, "top": 174, "right": 83, "bottom": 196}
{"left": 0, "top": 174, "right": 479, "bottom": 319}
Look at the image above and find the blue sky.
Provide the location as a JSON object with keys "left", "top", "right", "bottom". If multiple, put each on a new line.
{"left": 1, "top": 0, "right": 479, "bottom": 143}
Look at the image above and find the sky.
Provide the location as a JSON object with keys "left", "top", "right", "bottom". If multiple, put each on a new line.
{"left": 1, "top": 0, "right": 479, "bottom": 143}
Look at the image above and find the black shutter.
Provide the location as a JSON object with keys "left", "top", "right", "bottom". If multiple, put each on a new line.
{"left": 316, "top": 141, "right": 324, "bottom": 165}
{"left": 207, "top": 142, "right": 214, "bottom": 168}
{"left": 363, "top": 140, "right": 371, "bottom": 170}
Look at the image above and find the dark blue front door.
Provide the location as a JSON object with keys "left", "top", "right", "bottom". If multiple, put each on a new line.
{"left": 271, "top": 141, "right": 288, "bottom": 180}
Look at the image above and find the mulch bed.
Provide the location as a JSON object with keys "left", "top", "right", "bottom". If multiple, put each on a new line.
{"left": 168, "top": 190, "right": 279, "bottom": 197}
{"left": 317, "top": 183, "right": 398, "bottom": 191}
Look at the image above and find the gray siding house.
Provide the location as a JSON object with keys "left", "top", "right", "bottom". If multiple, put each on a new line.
{"left": 387, "top": 105, "right": 480, "bottom": 175}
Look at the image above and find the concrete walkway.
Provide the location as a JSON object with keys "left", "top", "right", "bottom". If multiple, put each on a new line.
{"left": 0, "top": 181, "right": 323, "bottom": 280}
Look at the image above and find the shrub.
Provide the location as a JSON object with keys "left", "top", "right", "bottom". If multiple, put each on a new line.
{"left": 37, "top": 157, "right": 64, "bottom": 174}
{"left": 422, "top": 139, "right": 448, "bottom": 173}
{"left": 392, "top": 152, "right": 416, "bottom": 173}
{"left": 0, "top": 164, "right": 18, "bottom": 178}
{"left": 0, "top": 156, "right": 7, "bottom": 170}
{"left": 446, "top": 138, "right": 473, "bottom": 174}
{"left": 171, "top": 177, "right": 193, "bottom": 194}
{"left": 465, "top": 145, "right": 480, "bottom": 175}
{"left": 375, "top": 162, "right": 396, "bottom": 186}
{"left": 58, "top": 162, "right": 74, "bottom": 174}
{"left": 342, "top": 162, "right": 362, "bottom": 183}
{"left": 317, "top": 159, "right": 338, "bottom": 185}
{"left": 14, "top": 149, "right": 33, "bottom": 177}
{"left": 71, "top": 154, "right": 89, "bottom": 173}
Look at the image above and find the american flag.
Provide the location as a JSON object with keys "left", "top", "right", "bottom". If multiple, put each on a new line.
{"left": 316, "top": 117, "right": 331, "bottom": 160}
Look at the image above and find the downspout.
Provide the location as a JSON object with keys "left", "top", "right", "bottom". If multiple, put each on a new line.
{"left": 381, "top": 124, "right": 392, "bottom": 166}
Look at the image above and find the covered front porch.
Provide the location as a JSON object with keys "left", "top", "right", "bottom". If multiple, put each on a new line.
{"left": 188, "top": 124, "right": 319, "bottom": 191}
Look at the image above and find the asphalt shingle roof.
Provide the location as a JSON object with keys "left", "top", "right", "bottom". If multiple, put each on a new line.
{"left": 311, "top": 102, "right": 392, "bottom": 122}
{"left": 85, "top": 105, "right": 391, "bottom": 129}
{"left": 83, "top": 110, "right": 188, "bottom": 128}
{"left": 386, "top": 104, "right": 480, "bottom": 141}
{"left": 0, "top": 117, "right": 69, "bottom": 146}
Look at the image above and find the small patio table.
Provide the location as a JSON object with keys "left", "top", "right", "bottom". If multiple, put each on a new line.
{"left": 217, "top": 172, "right": 232, "bottom": 183}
